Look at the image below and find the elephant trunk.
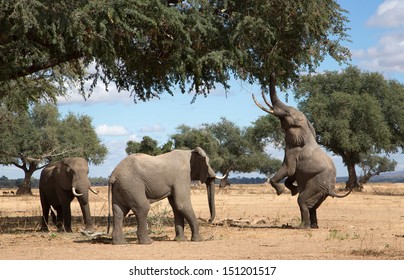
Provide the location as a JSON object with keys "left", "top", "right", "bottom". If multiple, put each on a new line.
{"left": 206, "top": 177, "right": 216, "bottom": 223}
{"left": 74, "top": 178, "right": 94, "bottom": 232}
{"left": 269, "top": 72, "right": 289, "bottom": 116}
{"left": 77, "top": 192, "right": 95, "bottom": 232}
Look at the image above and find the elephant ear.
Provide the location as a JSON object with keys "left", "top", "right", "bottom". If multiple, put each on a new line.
{"left": 191, "top": 147, "right": 215, "bottom": 183}
{"left": 57, "top": 159, "right": 73, "bottom": 191}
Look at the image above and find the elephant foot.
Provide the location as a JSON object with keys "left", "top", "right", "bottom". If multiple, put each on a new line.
{"left": 275, "top": 185, "right": 285, "bottom": 196}
{"left": 310, "top": 224, "right": 319, "bottom": 229}
{"left": 174, "top": 235, "right": 187, "bottom": 242}
{"left": 289, "top": 186, "right": 298, "bottom": 196}
{"left": 297, "top": 223, "right": 311, "bottom": 229}
{"left": 191, "top": 235, "right": 203, "bottom": 242}
{"left": 57, "top": 227, "right": 65, "bottom": 232}
{"left": 84, "top": 226, "right": 95, "bottom": 234}
{"left": 138, "top": 235, "right": 153, "bottom": 245}
{"left": 112, "top": 238, "right": 126, "bottom": 245}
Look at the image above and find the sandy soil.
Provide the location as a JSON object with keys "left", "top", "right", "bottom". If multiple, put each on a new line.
{"left": 0, "top": 183, "right": 403, "bottom": 260}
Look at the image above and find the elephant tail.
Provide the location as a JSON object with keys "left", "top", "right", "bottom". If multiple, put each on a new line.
{"left": 107, "top": 176, "right": 116, "bottom": 235}
{"left": 329, "top": 186, "right": 353, "bottom": 198}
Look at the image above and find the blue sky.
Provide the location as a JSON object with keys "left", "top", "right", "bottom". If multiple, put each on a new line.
{"left": 3, "top": 0, "right": 404, "bottom": 179}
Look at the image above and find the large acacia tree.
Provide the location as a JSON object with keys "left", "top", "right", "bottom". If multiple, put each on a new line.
{"left": 0, "top": 103, "right": 108, "bottom": 195}
{"left": 294, "top": 66, "right": 404, "bottom": 190}
{"left": 0, "top": 0, "right": 350, "bottom": 103}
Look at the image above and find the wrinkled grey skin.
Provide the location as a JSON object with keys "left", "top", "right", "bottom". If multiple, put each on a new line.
{"left": 39, "top": 157, "right": 95, "bottom": 233}
{"left": 108, "top": 147, "right": 217, "bottom": 245}
{"left": 253, "top": 89, "right": 351, "bottom": 229}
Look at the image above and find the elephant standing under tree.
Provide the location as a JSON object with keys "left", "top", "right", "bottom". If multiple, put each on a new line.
{"left": 39, "top": 157, "right": 98, "bottom": 233}
{"left": 253, "top": 75, "right": 351, "bottom": 229}
{"left": 108, "top": 147, "right": 222, "bottom": 245}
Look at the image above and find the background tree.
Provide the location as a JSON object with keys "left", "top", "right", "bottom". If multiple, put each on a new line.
{"left": 294, "top": 66, "right": 404, "bottom": 190}
{"left": 248, "top": 114, "right": 284, "bottom": 149}
{"left": 1, "top": 1, "right": 350, "bottom": 102}
{"left": 126, "top": 136, "right": 173, "bottom": 155}
{"left": 125, "top": 141, "right": 141, "bottom": 155}
{"left": 257, "top": 156, "right": 283, "bottom": 182}
{"left": 0, "top": 103, "right": 108, "bottom": 195}
{"left": 204, "top": 118, "right": 261, "bottom": 187}
{"left": 171, "top": 124, "right": 219, "bottom": 156}
{"left": 358, "top": 154, "right": 397, "bottom": 187}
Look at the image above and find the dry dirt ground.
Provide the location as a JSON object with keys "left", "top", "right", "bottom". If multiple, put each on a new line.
{"left": 0, "top": 183, "right": 403, "bottom": 260}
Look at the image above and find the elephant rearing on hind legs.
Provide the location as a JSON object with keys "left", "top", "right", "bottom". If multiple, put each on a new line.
{"left": 253, "top": 81, "right": 351, "bottom": 229}
{"left": 108, "top": 147, "right": 222, "bottom": 245}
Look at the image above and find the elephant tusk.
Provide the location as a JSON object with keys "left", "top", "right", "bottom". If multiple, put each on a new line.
{"left": 261, "top": 89, "right": 274, "bottom": 110}
{"left": 252, "top": 94, "right": 274, "bottom": 114}
{"left": 215, "top": 175, "right": 226, "bottom": 180}
{"left": 89, "top": 187, "right": 99, "bottom": 195}
{"left": 72, "top": 187, "right": 83, "bottom": 197}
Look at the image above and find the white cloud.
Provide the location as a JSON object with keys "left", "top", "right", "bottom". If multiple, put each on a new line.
{"left": 57, "top": 82, "right": 134, "bottom": 105}
{"left": 95, "top": 124, "right": 130, "bottom": 136}
{"left": 139, "top": 124, "right": 166, "bottom": 133}
{"left": 352, "top": 31, "right": 404, "bottom": 73}
{"left": 367, "top": 0, "right": 404, "bottom": 28}
{"left": 128, "top": 134, "right": 140, "bottom": 141}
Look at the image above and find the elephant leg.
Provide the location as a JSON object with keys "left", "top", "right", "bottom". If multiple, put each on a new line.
{"left": 179, "top": 202, "right": 202, "bottom": 242}
{"left": 40, "top": 202, "right": 50, "bottom": 232}
{"left": 183, "top": 208, "right": 202, "bottom": 241}
{"left": 270, "top": 165, "right": 292, "bottom": 195}
{"left": 308, "top": 194, "right": 327, "bottom": 229}
{"left": 284, "top": 176, "right": 298, "bottom": 196}
{"left": 61, "top": 205, "right": 73, "bottom": 232}
{"left": 297, "top": 192, "right": 311, "bottom": 229}
{"left": 168, "top": 196, "right": 186, "bottom": 241}
{"left": 299, "top": 189, "right": 327, "bottom": 229}
{"left": 54, "top": 206, "right": 64, "bottom": 231}
{"left": 132, "top": 200, "right": 153, "bottom": 245}
{"left": 50, "top": 207, "right": 57, "bottom": 225}
{"left": 309, "top": 208, "right": 319, "bottom": 229}
{"left": 112, "top": 203, "right": 129, "bottom": 245}
{"left": 170, "top": 190, "right": 202, "bottom": 241}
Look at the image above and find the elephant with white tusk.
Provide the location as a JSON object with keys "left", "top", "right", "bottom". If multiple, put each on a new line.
{"left": 108, "top": 147, "right": 219, "bottom": 245}
{"left": 253, "top": 77, "right": 351, "bottom": 229}
{"left": 39, "top": 157, "right": 96, "bottom": 233}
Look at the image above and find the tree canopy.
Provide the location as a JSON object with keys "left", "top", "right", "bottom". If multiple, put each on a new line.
{"left": 126, "top": 136, "right": 173, "bottom": 155}
{"left": 0, "top": 103, "right": 108, "bottom": 194}
{"left": 294, "top": 66, "right": 404, "bottom": 189}
{"left": 0, "top": 0, "right": 350, "bottom": 104}
{"left": 358, "top": 153, "right": 397, "bottom": 186}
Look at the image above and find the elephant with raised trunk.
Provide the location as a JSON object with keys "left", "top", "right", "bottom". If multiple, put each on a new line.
{"left": 253, "top": 80, "right": 351, "bottom": 229}
{"left": 39, "top": 157, "right": 98, "bottom": 233}
{"left": 108, "top": 147, "right": 221, "bottom": 245}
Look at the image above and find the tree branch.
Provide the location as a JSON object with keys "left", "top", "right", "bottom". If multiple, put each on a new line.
{"left": 0, "top": 51, "right": 83, "bottom": 82}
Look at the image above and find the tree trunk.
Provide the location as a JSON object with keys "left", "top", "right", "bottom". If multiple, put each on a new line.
{"left": 16, "top": 167, "right": 35, "bottom": 196}
{"left": 346, "top": 161, "right": 362, "bottom": 192}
